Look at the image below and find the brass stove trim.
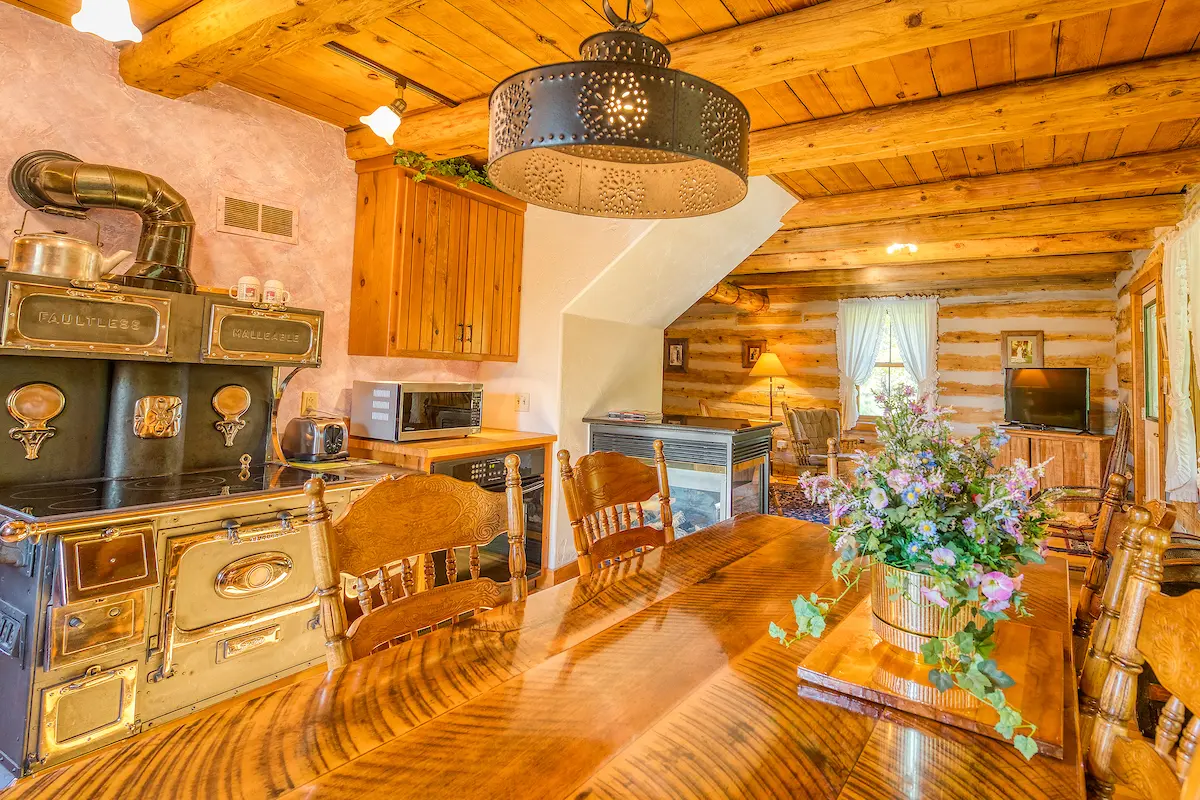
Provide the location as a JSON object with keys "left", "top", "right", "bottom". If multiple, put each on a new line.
{"left": 204, "top": 304, "right": 320, "bottom": 364}
{"left": 215, "top": 552, "right": 293, "bottom": 598}
{"left": 151, "top": 521, "right": 316, "bottom": 682}
{"left": 56, "top": 524, "right": 157, "bottom": 605}
{"left": 37, "top": 662, "right": 137, "bottom": 765}
{"left": 216, "top": 624, "right": 281, "bottom": 663}
{"left": 6, "top": 382, "right": 65, "bottom": 460}
{"left": 132, "top": 395, "right": 183, "bottom": 439}
{"left": 2, "top": 281, "right": 171, "bottom": 357}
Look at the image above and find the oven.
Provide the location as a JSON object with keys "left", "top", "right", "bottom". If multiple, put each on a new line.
{"left": 431, "top": 447, "right": 544, "bottom": 584}
{"left": 349, "top": 381, "right": 483, "bottom": 442}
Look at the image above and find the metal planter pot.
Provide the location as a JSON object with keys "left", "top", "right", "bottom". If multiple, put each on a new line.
{"left": 869, "top": 562, "right": 976, "bottom": 653}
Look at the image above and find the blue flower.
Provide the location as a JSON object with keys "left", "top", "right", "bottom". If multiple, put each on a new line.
{"left": 869, "top": 515, "right": 885, "bottom": 530}
{"left": 901, "top": 486, "right": 921, "bottom": 507}
{"left": 917, "top": 520, "right": 937, "bottom": 539}
{"left": 906, "top": 541, "right": 921, "bottom": 555}
{"left": 962, "top": 517, "right": 977, "bottom": 533}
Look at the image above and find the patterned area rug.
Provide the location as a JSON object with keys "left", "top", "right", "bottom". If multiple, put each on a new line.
{"left": 769, "top": 483, "right": 830, "bottom": 524}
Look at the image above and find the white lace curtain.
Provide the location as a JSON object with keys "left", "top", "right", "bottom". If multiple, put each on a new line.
{"left": 1169, "top": 213, "right": 1200, "bottom": 502}
{"left": 837, "top": 296, "right": 939, "bottom": 429}
{"left": 837, "top": 299, "right": 887, "bottom": 429}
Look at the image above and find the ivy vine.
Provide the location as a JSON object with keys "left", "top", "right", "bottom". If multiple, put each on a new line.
{"left": 393, "top": 149, "right": 495, "bottom": 190}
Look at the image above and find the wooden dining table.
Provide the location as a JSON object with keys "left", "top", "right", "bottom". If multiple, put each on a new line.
{"left": 3, "top": 514, "right": 1083, "bottom": 799}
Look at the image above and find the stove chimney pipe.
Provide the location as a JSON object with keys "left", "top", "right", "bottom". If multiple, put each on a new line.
{"left": 9, "top": 150, "right": 196, "bottom": 293}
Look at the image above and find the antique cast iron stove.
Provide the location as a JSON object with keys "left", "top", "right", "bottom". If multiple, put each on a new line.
{"left": 0, "top": 270, "right": 382, "bottom": 780}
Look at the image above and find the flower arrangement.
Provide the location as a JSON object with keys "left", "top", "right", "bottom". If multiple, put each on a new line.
{"left": 770, "top": 387, "right": 1057, "bottom": 760}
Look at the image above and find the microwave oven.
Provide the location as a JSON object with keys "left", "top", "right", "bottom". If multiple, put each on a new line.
{"left": 350, "top": 381, "right": 483, "bottom": 442}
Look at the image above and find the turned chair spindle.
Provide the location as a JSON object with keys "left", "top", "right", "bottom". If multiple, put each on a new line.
{"left": 559, "top": 440, "right": 675, "bottom": 576}
{"left": 305, "top": 455, "right": 527, "bottom": 670}
{"left": 1085, "top": 511, "right": 1200, "bottom": 800}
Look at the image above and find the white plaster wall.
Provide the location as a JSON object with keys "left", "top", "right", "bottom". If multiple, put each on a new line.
{"left": 486, "top": 176, "right": 796, "bottom": 571}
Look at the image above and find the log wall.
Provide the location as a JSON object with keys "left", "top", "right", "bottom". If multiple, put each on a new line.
{"left": 663, "top": 279, "right": 1119, "bottom": 474}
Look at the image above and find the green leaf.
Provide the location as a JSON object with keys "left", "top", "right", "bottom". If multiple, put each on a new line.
{"left": 953, "top": 631, "right": 976, "bottom": 657}
{"left": 978, "top": 659, "right": 1016, "bottom": 689}
{"left": 1013, "top": 734, "right": 1038, "bottom": 761}
{"left": 928, "top": 669, "right": 954, "bottom": 692}
{"left": 809, "top": 615, "right": 827, "bottom": 638}
{"left": 920, "top": 638, "right": 944, "bottom": 665}
{"left": 995, "top": 719, "right": 1015, "bottom": 740}
{"left": 768, "top": 621, "right": 788, "bottom": 645}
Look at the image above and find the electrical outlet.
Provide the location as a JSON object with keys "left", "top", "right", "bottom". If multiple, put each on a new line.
{"left": 300, "top": 391, "right": 319, "bottom": 417}
{"left": 515, "top": 393, "right": 531, "bottom": 413}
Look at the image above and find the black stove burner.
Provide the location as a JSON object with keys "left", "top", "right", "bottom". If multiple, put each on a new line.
{"left": 0, "top": 463, "right": 347, "bottom": 521}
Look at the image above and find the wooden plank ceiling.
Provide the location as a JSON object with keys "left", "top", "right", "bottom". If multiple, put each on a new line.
{"left": 10, "top": 0, "right": 1200, "bottom": 292}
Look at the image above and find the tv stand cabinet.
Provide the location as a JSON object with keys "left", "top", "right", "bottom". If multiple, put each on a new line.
{"left": 994, "top": 427, "right": 1114, "bottom": 492}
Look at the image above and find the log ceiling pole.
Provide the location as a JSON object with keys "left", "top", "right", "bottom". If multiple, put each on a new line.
{"left": 119, "top": 0, "right": 424, "bottom": 98}
{"left": 344, "top": 0, "right": 1145, "bottom": 161}
{"left": 780, "top": 149, "right": 1200, "bottom": 228}
{"left": 750, "top": 52, "right": 1200, "bottom": 175}
{"left": 736, "top": 230, "right": 1155, "bottom": 273}
{"left": 762, "top": 196, "right": 1184, "bottom": 253}
{"left": 731, "top": 254, "right": 1133, "bottom": 289}
{"left": 702, "top": 281, "right": 770, "bottom": 313}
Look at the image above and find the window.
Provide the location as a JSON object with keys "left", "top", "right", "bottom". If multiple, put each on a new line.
{"left": 1143, "top": 299, "right": 1159, "bottom": 421}
{"left": 857, "top": 310, "right": 916, "bottom": 418}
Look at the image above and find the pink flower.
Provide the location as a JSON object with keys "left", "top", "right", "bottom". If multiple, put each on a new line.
{"left": 965, "top": 564, "right": 985, "bottom": 588}
{"left": 982, "top": 596, "right": 1010, "bottom": 613}
{"left": 920, "top": 585, "right": 949, "bottom": 609}
{"left": 981, "top": 572, "right": 1015, "bottom": 606}
{"left": 886, "top": 470, "right": 911, "bottom": 492}
{"left": 1012, "top": 573, "right": 1025, "bottom": 592}
{"left": 930, "top": 547, "right": 956, "bottom": 567}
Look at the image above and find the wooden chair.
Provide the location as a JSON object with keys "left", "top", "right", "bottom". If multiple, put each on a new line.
{"left": 1072, "top": 472, "right": 1131, "bottom": 661}
{"left": 1079, "top": 502, "right": 1178, "bottom": 744}
{"left": 1086, "top": 512, "right": 1200, "bottom": 800}
{"left": 1041, "top": 403, "right": 1133, "bottom": 560}
{"left": 697, "top": 398, "right": 713, "bottom": 417}
{"left": 781, "top": 402, "right": 863, "bottom": 475}
{"left": 304, "top": 456, "right": 527, "bottom": 671}
{"left": 559, "top": 440, "right": 675, "bottom": 576}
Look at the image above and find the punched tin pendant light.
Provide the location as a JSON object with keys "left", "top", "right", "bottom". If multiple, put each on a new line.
{"left": 487, "top": 0, "right": 750, "bottom": 219}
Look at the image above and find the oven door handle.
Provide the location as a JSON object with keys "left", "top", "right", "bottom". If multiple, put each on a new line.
{"left": 521, "top": 477, "right": 545, "bottom": 495}
{"left": 224, "top": 511, "right": 294, "bottom": 544}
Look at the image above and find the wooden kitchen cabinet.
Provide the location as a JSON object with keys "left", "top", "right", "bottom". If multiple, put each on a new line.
{"left": 349, "top": 156, "right": 525, "bottom": 361}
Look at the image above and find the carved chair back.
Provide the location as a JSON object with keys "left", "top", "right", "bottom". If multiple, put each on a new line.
{"left": 304, "top": 457, "right": 526, "bottom": 670}
{"left": 1100, "top": 403, "right": 1133, "bottom": 496}
{"left": 1086, "top": 515, "right": 1200, "bottom": 800}
{"left": 1071, "top": 472, "right": 1130, "bottom": 663}
{"left": 559, "top": 440, "right": 675, "bottom": 576}
{"left": 1079, "top": 502, "right": 1177, "bottom": 745}
{"left": 782, "top": 402, "right": 843, "bottom": 468}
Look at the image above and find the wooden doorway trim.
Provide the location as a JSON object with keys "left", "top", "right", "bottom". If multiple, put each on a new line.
{"left": 1129, "top": 245, "right": 1167, "bottom": 504}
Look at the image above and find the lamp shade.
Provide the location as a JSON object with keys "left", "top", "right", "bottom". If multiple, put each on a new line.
{"left": 749, "top": 352, "right": 788, "bottom": 378}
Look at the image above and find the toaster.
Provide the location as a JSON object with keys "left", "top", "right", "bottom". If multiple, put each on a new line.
{"left": 281, "top": 415, "right": 349, "bottom": 462}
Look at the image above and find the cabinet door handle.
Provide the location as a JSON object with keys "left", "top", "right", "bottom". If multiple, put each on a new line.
{"left": 456, "top": 323, "right": 464, "bottom": 342}
{"left": 465, "top": 324, "right": 473, "bottom": 343}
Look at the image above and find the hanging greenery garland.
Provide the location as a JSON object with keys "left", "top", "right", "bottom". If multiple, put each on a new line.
{"left": 393, "top": 150, "right": 495, "bottom": 190}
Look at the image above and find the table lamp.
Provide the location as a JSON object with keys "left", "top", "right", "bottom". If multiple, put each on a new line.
{"left": 749, "top": 351, "right": 789, "bottom": 418}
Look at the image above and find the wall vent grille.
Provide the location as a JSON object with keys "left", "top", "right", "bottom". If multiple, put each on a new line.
{"left": 216, "top": 193, "right": 298, "bottom": 244}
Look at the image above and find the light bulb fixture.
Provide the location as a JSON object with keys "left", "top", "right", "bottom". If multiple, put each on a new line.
{"left": 359, "top": 82, "right": 408, "bottom": 146}
{"left": 487, "top": 0, "right": 750, "bottom": 219}
{"left": 886, "top": 243, "right": 919, "bottom": 254}
{"left": 72, "top": 0, "right": 142, "bottom": 42}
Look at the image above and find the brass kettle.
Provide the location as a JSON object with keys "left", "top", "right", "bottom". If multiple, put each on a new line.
{"left": 7, "top": 211, "right": 132, "bottom": 282}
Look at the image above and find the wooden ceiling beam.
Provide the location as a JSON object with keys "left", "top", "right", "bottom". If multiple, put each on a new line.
{"left": 736, "top": 231, "right": 1153, "bottom": 273}
{"left": 780, "top": 150, "right": 1200, "bottom": 228}
{"left": 763, "top": 196, "right": 1183, "bottom": 252}
{"left": 702, "top": 281, "right": 770, "bottom": 313}
{"left": 118, "top": 0, "right": 423, "bottom": 99}
{"left": 766, "top": 272, "right": 1120, "bottom": 302}
{"left": 346, "top": 0, "right": 1143, "bottom": 161}
{"left": 731, "top": 254, "right": 1132, "bottom": 289}
{"left": 751, "top": 52, "right": 1200, "bottom": 175}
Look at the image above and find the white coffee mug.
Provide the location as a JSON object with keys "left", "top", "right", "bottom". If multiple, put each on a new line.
{"left": 229, "top": 276, "right": 261, "bottom": 303}
{"left": 262, "top": 279, "right": 291, "bottom": 306}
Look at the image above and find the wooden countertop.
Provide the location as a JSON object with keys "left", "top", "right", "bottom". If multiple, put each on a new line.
{"left": 349, "top": 428, "right": 556, "bottom": 463}
{"left": 4, "top": 515, "right": 1082, "bottom": 799}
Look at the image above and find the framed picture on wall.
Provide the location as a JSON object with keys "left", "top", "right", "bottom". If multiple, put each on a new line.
{"left": 1001, "top": 330, "right": 1044, "bottom": 368}
{"left": 742, "top": 339, "right": 766, "bottom": 369}
{"left": 665, "top": 338, "right": 689, "bottom": 373}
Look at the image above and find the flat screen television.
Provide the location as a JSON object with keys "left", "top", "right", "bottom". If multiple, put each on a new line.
{"left": 1004, "top": 367, "right": 1090, "bottom": 432}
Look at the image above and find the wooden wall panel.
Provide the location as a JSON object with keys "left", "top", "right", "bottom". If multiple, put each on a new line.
{"left": 350, "top": 167, "right": 403, "bottom": 356}
{"left": 663, "top": 278, "right": 1120, "bottom": 474}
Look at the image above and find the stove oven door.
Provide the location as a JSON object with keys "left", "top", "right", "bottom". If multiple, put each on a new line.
{"left": 139, "top": 512, "right": 323, "bottom": 724}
